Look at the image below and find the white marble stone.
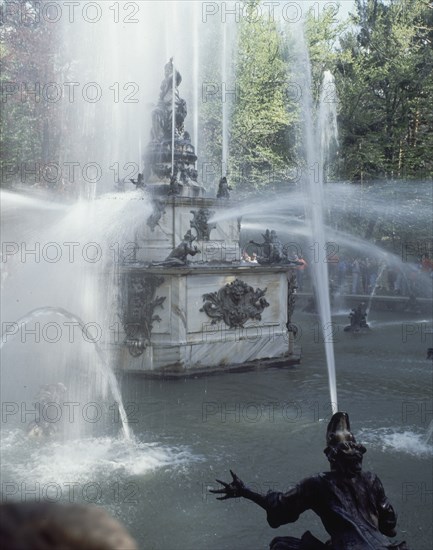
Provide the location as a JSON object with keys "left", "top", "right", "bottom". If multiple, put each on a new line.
{"left": 118, "top": 193, "right": 298, "bottom": 375}
{"left": 135, "top": 197, "right": 241, "bottom": 263}
{"left": 118, "top": 266, "right": 296, "bottom": 374}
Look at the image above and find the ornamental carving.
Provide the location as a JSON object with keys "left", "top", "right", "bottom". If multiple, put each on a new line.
{"left": 146, "top": 198, "right": 166, "bottom": 231}
{"left": 200, "top": 279, "right": 269, "bottom": 328}
{"left": 190, "top": 208, "right": 216, "bottom": 241}
{"left": 122, "top": 273, "right": 165, "bottom": 357}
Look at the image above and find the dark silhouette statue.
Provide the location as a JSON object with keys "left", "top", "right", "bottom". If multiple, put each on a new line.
{"left": 142, "top": 60, "right": 199, "bottom": 187}
{"left": 130, "top": 172, "right": 145, "bottom": 189}
{"left": 162, "top": 230, "right": 200, "bottom": 266}
{"left": 344, "top": 303, "right": 370, "bottom": 332}
{"left": 249, "top": 229, "right": 300, "bottom": 265}
{"left": 211, "top": 412, "right": 409, "bottom": 550}
{"left": 217, "top": 176, "right": 232, "bottom": 199}
{"left": 151, "top": 57, "right": 187, "bottom": 141}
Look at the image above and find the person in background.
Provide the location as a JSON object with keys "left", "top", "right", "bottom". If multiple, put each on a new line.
{"left": 351, "top": 257, "right": 361, "bottom": 294}
{"left": 420, "top": 253, "right": 433, "bottom": 276}
{"left": 394, "top": 268, "right": 407, "bottom": 296}
{"left": 328, "top": 252, "right": 339, "bottom": 285}
{"left": 241, "top": 251, "right": 251, "bottom": 264}
{"left": 250, "top": 252, "right": 259, "bottom": 264}
{"left": 361, "top": 257, "right": 370, "bottom": 294}
{"left": 337, "top": 256, "right": 347, "bottom": 292}
{"left": 368, "top": 259, "right": 379, "bottom": 293}
{"left": 295, "top": 254, "right": 307, "bottom": 291}
{"left": 387, "top": 264, "right": 397, "bottom": 293}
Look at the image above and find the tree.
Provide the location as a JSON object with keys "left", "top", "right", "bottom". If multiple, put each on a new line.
{"left": 335, "top": 0, "right": 433, "bottom": 180}
{"left": 0, "top": 0, "right": 61, "bottom": 187}
{"left": 229, "top": 0, "right": 298, "bottom": 191}
{"left": 198, "top": 13, "right": 227, "bottom": 191}
{"left": 305, "top": 3, "right": 348, "bottom": 102}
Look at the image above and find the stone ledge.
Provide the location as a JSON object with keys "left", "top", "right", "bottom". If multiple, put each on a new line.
{"left": 119, "top": 264, "right": 298, "bottom": 275}
{"left": 116, "top": 349, "right": 302, "bottom": 379}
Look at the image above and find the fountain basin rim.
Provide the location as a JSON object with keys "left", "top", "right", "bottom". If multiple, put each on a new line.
{"left": 134, "top": 189, "right": 242, "bottom": 207}
{"left": 113, "top": 349, "right": 302, "bottom": 379}
{"left": 119, "top": 264, "right": 298, "bottom": 275}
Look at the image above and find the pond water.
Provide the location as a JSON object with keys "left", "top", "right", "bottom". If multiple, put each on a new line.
{"left": 2, "top": 308, "right": 431, "bottom": 549}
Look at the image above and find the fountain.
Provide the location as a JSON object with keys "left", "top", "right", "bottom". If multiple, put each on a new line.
{"left": 1, "top": 3, "right": 432, "bottom": 549}
{"left": 288, "top": 26, "right": 339, "bottom": 412}
{"left": 0, "top": 187, "right": 195, "bottom": 511}
{"left": 211, "top": 412, "right": 410, "bottom": 550}
{"left": 0, "top": 306, "right": 131, "bottom": 439}
{"left": 114, "top": 59, "right": 301, "bottom": 375}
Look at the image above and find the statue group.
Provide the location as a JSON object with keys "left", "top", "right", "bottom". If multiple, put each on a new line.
{"left": 141, "top": 59, "right": 199, "bottom": 191}
{"left": 211, "top": 412, "right": 409, "bottom": 550}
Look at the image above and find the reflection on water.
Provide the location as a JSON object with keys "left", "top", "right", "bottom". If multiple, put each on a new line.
{"left": 1, "top": 308, "right": 432, "bottom": 549}
{"left": 1, "top": 182, "right": 432, "bottom": 548}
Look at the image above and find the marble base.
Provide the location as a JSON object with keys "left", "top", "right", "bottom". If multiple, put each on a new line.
{"left": 135, "top": 196, "right": 241, "bottom": 263}
{"left": 117, "top": 265, "right": 298, "bottom": 375}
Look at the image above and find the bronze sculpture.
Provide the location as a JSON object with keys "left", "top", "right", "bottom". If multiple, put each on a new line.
{"left": 211, "top": 412, "right": 409, "bottom": 549}
{"left": 200, "top": 279, "right": 269, "bottom": 328}
{"left": 151, "top": 57, "right": 187, "bottom": 141}
{"left": 190, "top": 208, "right": 216, "bottom": 241}
{"left": 142, "top": 60, "right": 198, "bottom": 187}
{"left": 130, "top": 172, "right": 145, "bottom": 189}
{"left": 162, "top": 230, "right": 200, "bottom": 266}
{"left": 344, "top": 303, "right": 370, "bottom": 332}
{"left": 217, "top": 176, "right": 232, "bottom": 199}
{"left": 249, "top": 229, "right": 299, "bottom": 265}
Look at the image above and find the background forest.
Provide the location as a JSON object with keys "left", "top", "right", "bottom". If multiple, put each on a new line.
{"left": 1, "top": 0, "right": 432, "bottom": 191}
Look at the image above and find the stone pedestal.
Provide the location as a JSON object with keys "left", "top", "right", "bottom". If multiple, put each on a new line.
{"left": 134, "top": 195, "right": 241, "bottom": 264}
{"left": 115, "top": 262, "right": 299, "bottom": 377}
{"left": 119, "top": 59, "right": 301, "bottom": 376}
{"left": 112, "top": 184, "right": 300, "bottom": 376}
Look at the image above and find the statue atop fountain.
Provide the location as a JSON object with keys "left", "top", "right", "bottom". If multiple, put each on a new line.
{"left": 151, "top": 57, "right": 186, "bottom": 142}
{"left": 211, "top": 412, "right": 409, "bottom": 550}
{"left": 217, "top": 176, "right": 231, "bottom": 199}
{"left": 344, "top": 303, "right": 370, "bottom": 332}
{"left": 141, "top": 58, "right": 201, "bottom": 195}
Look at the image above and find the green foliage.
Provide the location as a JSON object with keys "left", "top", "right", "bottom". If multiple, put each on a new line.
{"left": 1, "top": 0, "right": 431, "bottom": 192}
{"left": 0, "top": 0, "right": 61, "bottom": 187}
{"left": 197, "top": 15, "right": 225, "bottom": 190}
{"left": 305, "top": 3, "right": 348, "bottom": 102}
{"left": 335, "top": 0, "right": 433, "bottom": 181}
{"left": 228, "top": 0, "right": 298, "bottom": 190}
